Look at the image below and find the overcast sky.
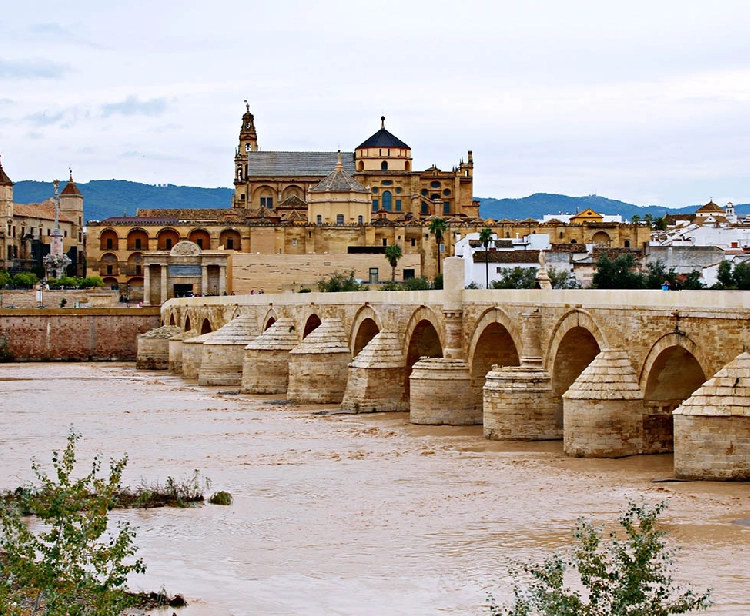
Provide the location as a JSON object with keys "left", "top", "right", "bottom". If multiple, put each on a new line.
{"left": 2, "top": 0, "right": 750, "bottom": 206}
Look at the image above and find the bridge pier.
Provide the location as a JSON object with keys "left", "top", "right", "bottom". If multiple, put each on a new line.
{"left": 241, "top": 318, "right": 299, "bottom": 394}
{"left": 287, "top": 318, "right": 351, "bottom": 404}
{"left": 410, "top": 358, "right": 477, "bottom": 424}
{"left": 181, "top": 332, "right": 212, "bottom": 379}
{"left": 137, "top": 325, "right": 183, "bottom": 370}
{"left": 199, "top": 315, "right": 259, "bottom": 386}
{"left": 674, "top": 351, "right": 750, "bottom": 480}
{"left": 341, "top": 331, "right": 408, "bottom": 413}
{"left": 484, "top": 311, "right": 559, "bottom": 440}
{"left": 169, "top": 329, "right": 197, "bottom": 373}
{"left": 563, "top": 349, "right": 643, "bottom": 458}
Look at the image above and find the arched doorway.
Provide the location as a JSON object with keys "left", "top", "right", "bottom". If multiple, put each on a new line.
{"left": 352, "top": 318, "right": 380, "bottom": 357}
{"left": 169, "top": 314, "right": 176, "bottom": 326}
{"left": 303, "top": 314, "right": 321, "bottom": 338}
{"left": 157, "top": 228, "right": 180, "bottom": 250}
{"left": 188, "top": 229, "right": 211, "bottom": 250}
{"left": 220, "top": 229, "right": 242, "bottom": 251}
{"left": 405, "top": 319, "right": 443, "bottom": 398}
{"left": 201, "top": 318, "right": 212, "bottom": 334}
{"left": 551, "top": 326, "right": 600, "bottom": 426}
{"left": 470, "top": 322, "right": 520, "bottom": 406}
{"left": 643, "top": 346, "right": 705, "bottom": 453}
{"left": 184, "top": 315, "right": 191, "bottom": 332}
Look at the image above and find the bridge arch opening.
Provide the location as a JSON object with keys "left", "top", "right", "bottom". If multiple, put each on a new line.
{"left": 169, "top": 314, "right": 176, "bottom": 326}
{"left": 470, "top": 322, "right": 520, "bottom": 404}
{"left": 303, "top": 314, "right": 321, "bottom": 338}
{"left": 552, "top": 326, "right": 600, "bottom": 425}
{"left": 353, "top": 318, "right": 380, "bottom": 357}
{"left": 405, "top": 319, "right": 443, "bottom": 398}
{"left": 643, "top": 345, "right": 705, "bottom": 453}
{"left": 265, "top": 317, "right": 276, "bottom": 331}
{"left": 184, "top": 315, "right": 191, "bottom": 332}
{"left": 200, "top": 318, "right": 212, "bottom": 334}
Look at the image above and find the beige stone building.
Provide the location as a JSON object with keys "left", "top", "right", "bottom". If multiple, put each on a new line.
{"left": 0, "top": 160, "right": 85, "bottom": 276}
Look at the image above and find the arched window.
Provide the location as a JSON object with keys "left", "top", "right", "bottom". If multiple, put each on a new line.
{"left": 421, "top": 201, "right": 428, "bottom": 215}
{"left": 382, "top": 191, "right": 392, "bottom": 212}
{"left": 381, "top": 161, "right": 388, "bottom": 171}
{"left": 358, "top": 215, "right": 363, "bottom": 224}
{"left": 358, "top": 161, "right": 364, "bottom": 172}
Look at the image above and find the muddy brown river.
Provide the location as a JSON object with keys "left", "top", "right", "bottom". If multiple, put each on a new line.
{"left": 0, "top": 362, "right": 748, "bottom": 615}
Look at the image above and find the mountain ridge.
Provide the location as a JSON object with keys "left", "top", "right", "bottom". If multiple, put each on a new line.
{"left": 11, "top": 180, "right": 746, "bottom": 223}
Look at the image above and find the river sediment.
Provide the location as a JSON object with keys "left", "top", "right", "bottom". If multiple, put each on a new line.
{"left": 0, "top": 362, "right": 747, "bottom": 615}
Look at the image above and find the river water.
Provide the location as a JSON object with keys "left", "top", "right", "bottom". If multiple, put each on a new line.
{"left": 0, "top": 362, "right": 748, "bottom": 615}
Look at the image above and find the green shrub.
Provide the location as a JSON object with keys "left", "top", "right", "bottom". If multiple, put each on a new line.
{"left": 317, "top": 271, "right": 364, "bottom": 292}
{"left": 11, "top": 272, "right": 37, "bottom": 289}
{"left": 0, "top": 336, "right": 12, "bottom": 362}
{"left": 209, "top": 491, "right": 233, "bottom": 506}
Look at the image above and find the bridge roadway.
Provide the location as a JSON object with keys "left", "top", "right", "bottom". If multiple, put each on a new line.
{"left": 157, "top": 259, "right": 750, "bottom": 479}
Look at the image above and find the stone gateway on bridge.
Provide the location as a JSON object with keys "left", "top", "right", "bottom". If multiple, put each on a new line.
{"left": 142, "top": 258, "right": 750, "bottom": 481}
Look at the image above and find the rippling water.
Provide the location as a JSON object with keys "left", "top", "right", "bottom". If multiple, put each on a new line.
{"left": 0, "top": 363, "right": 748, "bottom": 615}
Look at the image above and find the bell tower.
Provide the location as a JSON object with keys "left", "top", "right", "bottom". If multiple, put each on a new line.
{"left": 233, "top": 100, "right": 258, "bottom": 207}
{"left": 60, "top": 169, "right": 85, "bottom": 276}
{"left": 0, "top": 154, "right": 13, "bottom": 221}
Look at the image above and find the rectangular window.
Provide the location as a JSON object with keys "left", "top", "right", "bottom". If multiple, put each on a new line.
{"left": 369, "top": 267, "right": 379, "bottom": 285}
{"left": 395, "top": 199, "right": 402, "bottom": 212}
{"left": 292, "top": 239, "right": 297, "bottom": 246}
{"left": 226, "top": 238, "right": 234, "bottom": 249}
{"left": 372, "top": 199, "right": 379, "bottom": 211}
{"left": 411, "top": 238, "right": 416, "bottom": 247}
{"left": 336, "top": 214, "right": 344, "bottom": 225}
{"left": 382, "top": 238, "right": 387, "bottom": 247}
{"left": 261, "top": 197, "right": 273, "bottom": 208}
{"left": 443, "top": 201, "right": 450, "bottom": 215}
{"left": 316, "top": 215, "right": 322, "bottom": 224}
{"left": 197, "top": 238, "right": 203, "bottom": 248}
{"left": 403, "top": 269, "right": 415, "bottom": 280}
{"left": 135, "top": 238, "right": 142, "bottom": 249}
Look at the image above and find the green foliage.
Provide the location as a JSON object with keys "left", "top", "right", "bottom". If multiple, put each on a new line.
{"left": 712, "top": 260, "right": 750, "bottom": 290}
{"left": 298, "top": 287, "right": 312, "bottom": 293}
{"left": 208, "top": 491, "right": 233, "bottom": 506}
{"left": 80, "top": 276, "right": 104, "bottom": 289}
{"left": 681, "top": 270, "right": 705, "bottom": 290}
{"left": 489, "top": 501, "right": 711, "bottom": 616}
{"left": 378, "top": 276, "right": 433, "bottom": 292}
{"left": 0, "top": 430, "right": 145, "bottom": 615}
{"left": 11, "top": 272, "right": 37, "bottom": 289}
{"left": 466, "top": 281, "right": 481, "bottom": 289}
{"left": 631, "top": 214, "right": 641, "bottom": 224}
{"left": 317, "top": 271, "right": 365, "bottom": 292}
{"left": 433, "top": 273, "right": 444, "bottom": 290}
{"left": 479, "top": 228, "right": 494, "bottom": 288}
{"left": 429, "top": 217, "right": 447, "bottom": 275}
{"left": 384, "top": 244, "right": 403, "bottom": 282}
{"left": 644, "top": 259, "right": 677, "bottom": 290}
{"left": 653, "top": 216, "right": 668, "bottom": 231}
{"left": 0, "top": 270, "right": 11, "bottom": 288}
{"left": 490, "top": 267, "right": 538, "bottom": 289}
{"left": 59, "top": 298, "right": 67, "bottom": 309}
{"left": 714, "top": 260, "right": 735, "bottom": 289}
{"left": 0, "top": 336, "right": 12, "bottom": 362}
{"left": 592, "top": 254, "right": 643, "bottom": 289}
{"left": 548, "top": 268, "right": 580, "bottom": 289}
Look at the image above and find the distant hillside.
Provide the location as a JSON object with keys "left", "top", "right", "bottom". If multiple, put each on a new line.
{"left": 14, "top": 180, "right": 233, "bottom": 223}
{"left": 12, "top": 180, "right": 749, "bottom": 224}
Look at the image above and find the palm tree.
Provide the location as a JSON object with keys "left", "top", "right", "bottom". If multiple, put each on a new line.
{"left": 384, "top": 244, "right": 402, "bottom": 282}
{"left": 644, "top": 213, "right": 654, "bottom": 229}
{"left": 631, "top": 214, "right": 641, "bottom": 225}
{"left": 478, "top": 227, "right": 494, "bottom": 289}
{"left": 428, "top": 217, "right": 447, "bottom": 275}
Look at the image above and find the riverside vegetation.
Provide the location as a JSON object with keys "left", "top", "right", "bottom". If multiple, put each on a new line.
{"left": 0, "top": 430, "right": 232, "bottom": 615}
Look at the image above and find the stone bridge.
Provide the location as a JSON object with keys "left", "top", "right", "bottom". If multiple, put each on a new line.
{"left": 154, "top": 259, "right": 750, "bottom": 480}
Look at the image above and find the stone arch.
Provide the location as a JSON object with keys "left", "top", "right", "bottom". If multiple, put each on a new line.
{"left": 592, "top": 231, "right": 610, "bottom": 246}
{"left": 349, "top": 305, "right": 382, "bottom": 356}
{"left": 102, "top": 276, "right": 118, "bottom": 288}
{"left": 263, "top": 308, "right": 278, "bottom": 331}
{"left": 303, "top": 313, "right": 322, "bottom": 338}
{"left": 99, "top": 228, "right": 119, "bottom": 251}
{"left": 467, "top": 308, "right": 522, "bottom": 404}
{"left": 639, "top": 333, "right": 709, "bottom": 453}
{"left": 547, "top": 310, "right": 605, "bottom": 426}
{"left": 282, "top": 185, "right": 304, "bottom": 201}
{"left": 253, "top": 184, "right": 275, "bottom": 208}
{"left": 188, "top": 228, "right": 211, "bottom": 250}
{"left": 184, "top": 315, "right": 191, "bottom": 332}
{"left": 404, "top": 306, "right": 444, "bottom": 398}
{"left": 200, "top": 318, "right": 212, "bottom": 334}
{"left": 156, "top": 227, "right": 180, "bottom": 251}
{"left": 100, "top": 252, "right": 119, "bottom": 276}
{"left": 169, "top": 313, "right": 176, "bottom": 326}
{"left": 127, "top": 228, "right": 149, "bottom": 251}
{"left": 220, "top": 228, "right": 242, "bottom": 251}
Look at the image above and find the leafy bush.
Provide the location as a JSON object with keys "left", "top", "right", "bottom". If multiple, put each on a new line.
{"left": 490, "top": 267, "right": 537, "bottom": 289}
{"left": 209, "top": 491, "right": 233, "bottom": 506}
{"left": 11, "top": 272, "right": 37, "bottom": 289}
{"left": 433, "top": 273, "right": 443, "bottom": 290}
{"left": 81, "top": 276, "right": 104, "bottom": 288}
{"left": 317, "top": 271, "right": 365, "bottom": 292}
{"left": 0, "top": 430, "right": 145, "bottom": 614}
{"left": 548, "top": 267, "right": 580, "bottom": 289}
{"left": 0, "top": 270, "right": 10, "bottom": 288}
{"left": 488, "top": 501, "right": 711, "bottom": 616}
{"left": 0, "top": 336, "right": 12, "bottom": 362}
{"left": 592, "top": 253, "right": 643, "bottom": 289}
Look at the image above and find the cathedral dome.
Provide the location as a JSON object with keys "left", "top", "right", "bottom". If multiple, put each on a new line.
{"left": 356, "top": 116, "right": 409, "bottom": 149}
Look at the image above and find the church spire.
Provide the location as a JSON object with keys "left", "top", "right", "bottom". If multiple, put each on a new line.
{"left": 238, "top": 99, "right": 258, "bottom": 153}
{"left": 0, "top": 154, "right": 12, "bottom": 186}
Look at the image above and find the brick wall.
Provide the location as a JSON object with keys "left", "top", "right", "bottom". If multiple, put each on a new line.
{"left": 0, "top": 308, "right": 161, "bottom": 361}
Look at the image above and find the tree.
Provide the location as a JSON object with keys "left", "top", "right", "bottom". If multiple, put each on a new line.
{"left": 644, "top": 259, "right": 677, "bottom": 290}
{"left": 429, "top": 217, "right": 447, "bottom": 275}
{"left": 732, "top": 261, "right": 750, "bottom": 290}
{"left": 714, "top": 260, "right": 735, "bottom": 290}
{"left": 548, "top": 268, "right": 580, "bottom": 289}
{"left": 654, "top": 216, "right": 668, "bottom": 231}
{"left": 0, "top": 430, "right": 145, "bottom": 615}
{"left": 490, "top": 267, "right": 537, "bottom": 289}
{"left": 592, "top": 253, "right": 643, "bottom": 289}
{"left": 489, "top": 501, "right": 711, "bottom": 616}
{"left": 644, "top": 213, "right": 654, "bottom": 229}
{"left": 631, "top": 214, "right": 641, "bottom": 225}
{"left": 0, "top": 270, "right": 10, "bottom": 288}
{"left": 317, "top": 270, "right": 363, "bottom": 292}
{"left": 478, "top": 228, "right": 494, "bottom": 289}
{"left": 681, "top": 270, "right": 705, "bottom": 290}
{"left": 384, "top": 244, "right": 403, "bottom": 283}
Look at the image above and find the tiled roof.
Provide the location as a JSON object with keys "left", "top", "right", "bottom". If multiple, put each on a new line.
{"left": 277, "top": 194, "right": 307, "bottom": 209}
{"left": 100, "top": 216, "right": 179, "bottom": 226}
{"left": 475, "top": 250, "right": 540, "bottom": 264}
{"left": 61, "top": 180, "right": 81, "bottom": 195}
{"left": 696, "top": 200, "right": 724, "bottom": 215}
{"left": 356, "top": 116, "right": 409, "bottom": 149}
{"left": 310, "top": 158, "right": 369, "bottom": 194}
{"left": 246, "top": 151, "right": 355, "bottom": 176}
{"left": 13, "top": 201, "right": 75, "bottom": 224}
